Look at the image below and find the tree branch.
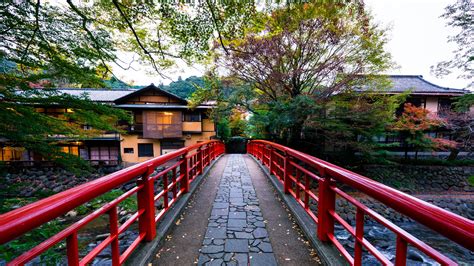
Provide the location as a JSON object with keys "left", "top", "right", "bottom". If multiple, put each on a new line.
{"left": 66, "top": 0, "right": 114, "bottom": 77}
{"left": 111, "top": 0, "right": 168, "bottom": 79}
{"left": 21, "top": 0, "right": 40, "bottom": 61}
{"left": 205, "top": 0, "right": 230, "bottom": 55}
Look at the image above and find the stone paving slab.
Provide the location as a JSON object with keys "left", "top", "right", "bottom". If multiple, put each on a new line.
{"left": 198, "top": 155, "right": 277, "bottom": 266}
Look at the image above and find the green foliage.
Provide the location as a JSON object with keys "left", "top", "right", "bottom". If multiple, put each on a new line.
{"left": 453, "top": 94, "right": 474, "bottom": 112}
{"left": 187, "top": 72, "right": 254, "bottom": 140}
{"left": 0, "top": 1, "right": 135, "bottom": 170}
{"left": 247, "top": 109, "right": 271, "bottom": 139}
{"left": 311, "top": 91, "right": 406, "bottom": 156}
{"left": 0, "top": 219, "right": 65, "bottom": 263}
{"left": 0, "top": 197, "right": 37, "bottom": 214}
{"left": 1, "top": 1, "right": 258, "bottom": 169}
{"left": 267, "top": 95, "right": 321, "bottom": 143}
{"left": 89, "top": 1, "right": 257, "bottom": 72}
{"left": 217, "top": 117, "right": 231, "bottom": 141}
{"left": 229, "top": 113, "right": 248, "bottom": 137}
{"left": 432, "top": 0, "right": 473, "bottom": 89}
{"left": 468, "top": 175, "right": 474, "bottom": 186}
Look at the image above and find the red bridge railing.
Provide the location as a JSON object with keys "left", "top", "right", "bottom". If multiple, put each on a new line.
{"left": 0, "top": 140, "right": 225, "bottom": 265}
{"left": 248, "top": 140, "right": 473, "bottom": 266}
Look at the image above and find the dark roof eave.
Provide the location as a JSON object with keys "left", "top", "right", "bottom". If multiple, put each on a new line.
{"left": 355, "top": 91, "right": 466, "bottom": 96}
{"left": 115, "top": 104, "right": 214, "bottom": 109}
{"left": 383, "top": 91, "right": 465, "bottom": 96}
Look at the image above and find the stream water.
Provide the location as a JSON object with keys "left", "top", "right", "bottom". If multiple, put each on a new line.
{"left": 88, "top": 220, "right": 474, "bottom": 265}
{"left": 335, "top": 222, "right": 474, "bottom": 265}
{"left": 2, "top": 220, "right": 472, "bottom": 265}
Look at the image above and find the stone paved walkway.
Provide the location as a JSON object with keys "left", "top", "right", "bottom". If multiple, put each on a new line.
{"left": 198, "top": 154, "right": 277, "bottom": 265}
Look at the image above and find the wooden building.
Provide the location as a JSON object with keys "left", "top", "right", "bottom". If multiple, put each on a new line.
{"left": 113, "top": 84, "right": 215, "bottom": 165}
{"left": 0, "top": 84, "right": 216, "bottom": 166}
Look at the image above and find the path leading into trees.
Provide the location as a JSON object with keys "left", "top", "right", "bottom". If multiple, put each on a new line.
{"left": 152, "top": 154, "right": 320, "bottom": 265}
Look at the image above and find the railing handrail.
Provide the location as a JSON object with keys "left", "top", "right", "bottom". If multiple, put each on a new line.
{"left": 0, "top": 140, "right": 221, "bottom": 245}
{"left": 249, "top": 140, "right": 474, "bottom": 250}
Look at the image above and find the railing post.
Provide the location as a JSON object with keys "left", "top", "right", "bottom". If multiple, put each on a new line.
{"left": 283, "top": 151, "right": 291, "bottom": 193}
{"left": 66, "top": 232, "right": 79, "bottom": 266}
{"left": 211, "top": 142, "right": 215, "bottom": 160}
{"left": 317, "top": 173, "right": 335, "bottom": 242}
{"left": 109, "top": 206, "right": 120, "bottom": 266}
{"left": 197, "top": 147, "right": 203, "bottom": 174}
{"left": 395, "top": 236, "right": 407, "bottom": 266}
{"left": 137, "top": 164, "right": 156, "bottom": 242}
{"left": 180, "top": 151, "right": 189, "bottom": 193}
{"left": 269, "top": 146, "right": 274, "bottom": 175}
{"left": 354, "top": 209, "right": 365, "bottom": 266}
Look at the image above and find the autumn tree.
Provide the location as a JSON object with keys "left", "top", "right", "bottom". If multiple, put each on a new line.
{"left": 392, "top": 103, "right": 456, "bottom": 159}
{"left": 442, "top": 94, "right": 474, "bottom": 160}
{"left": 443, "top": 111, "right": 473, "bottom": 160}
{"left": 219, "top": 2, "right": 393, "bottom": 144}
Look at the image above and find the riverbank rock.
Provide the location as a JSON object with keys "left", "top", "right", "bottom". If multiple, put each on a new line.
{"left": 1, "top": 165, "right": 124, "bottom": 198}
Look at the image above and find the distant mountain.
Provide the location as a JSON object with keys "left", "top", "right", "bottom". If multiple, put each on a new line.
{"left": 104, "top": 77, "right": 134, "bottom": 89}
{"left": 161, "top": 76, "right": 205, "bottom": 99}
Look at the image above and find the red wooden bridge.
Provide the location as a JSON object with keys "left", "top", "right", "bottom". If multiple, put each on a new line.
{"left": 0, "top": 140, "right": 472, "bottom": 265}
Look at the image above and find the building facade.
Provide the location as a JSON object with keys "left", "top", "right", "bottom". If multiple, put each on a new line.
{"left": 383, "top": 75, "right": 468, "bottom": 115}
{"left": 112, "top": 84, "right": 216, "bottom": 165}
{"left": 0, "top": 84, "right": 216, "bottom": 166}
{"left": 370, "top": 75, "right": 470, "bottom": 149}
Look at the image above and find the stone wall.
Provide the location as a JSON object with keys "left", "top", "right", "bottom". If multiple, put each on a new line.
{"left": 357, "top": 165, "right": 474, "bottom": 193}
{"left": 0, "top": 166, "right": 123, "bottom": 197}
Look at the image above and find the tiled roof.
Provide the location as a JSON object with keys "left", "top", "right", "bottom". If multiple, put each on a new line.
{"left": 56, "top": 87, "right": 213, "bottom": 109}
{"left": 58, "top": 88, "right": 135, "bottom": 102}
{"left": 385, "top": 75, "right": 466, "bottom": 95}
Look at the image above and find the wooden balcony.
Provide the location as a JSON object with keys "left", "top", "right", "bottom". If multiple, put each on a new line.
{"left": 143, "top": 123, "right": 182, "bottom": 139}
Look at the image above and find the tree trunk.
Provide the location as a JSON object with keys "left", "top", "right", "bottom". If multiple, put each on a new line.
{"left": 404, "top": 143, "right": 408, "bottom": 160}
{"left": 447, "top": 148, "right": 460, "bottom": 161}
{"left": 287, "top": 124, "right": 303, "bottom": 146}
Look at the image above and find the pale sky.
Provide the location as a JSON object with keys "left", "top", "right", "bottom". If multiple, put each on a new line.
{"left": 113, "top": 0, "right": 471, "bottom": 90}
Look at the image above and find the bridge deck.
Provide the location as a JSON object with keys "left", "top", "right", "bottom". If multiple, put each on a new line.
{"left": 153, "top": 154, "right": 320, "bottom": 265}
